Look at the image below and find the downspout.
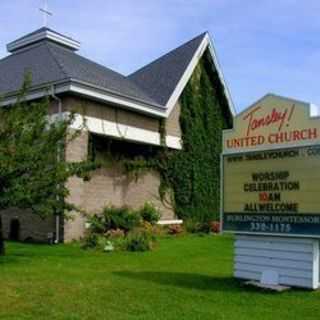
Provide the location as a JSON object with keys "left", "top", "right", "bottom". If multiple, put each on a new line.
{"left": 51, "top": 85, "right": 62, "bottom": 244}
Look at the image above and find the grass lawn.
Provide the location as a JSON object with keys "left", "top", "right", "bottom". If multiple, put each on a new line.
{"left": 1, "top": 235, "right": 320, "bottom": 320}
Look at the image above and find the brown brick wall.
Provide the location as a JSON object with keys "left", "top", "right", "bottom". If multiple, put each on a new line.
{"left": 64, "top": 130, "right": 89, "bottom": 242}
{"left": 81, "top": 166, "right": 175, "bottom": 220}
{"left": 0, "top": 96, "right": 179, "bottom": 243}
{"left": 63, "top": 132, "right": 176, "bottom": 242}
{"left": 0, "top": 208, "right": 55, "bottom": 243}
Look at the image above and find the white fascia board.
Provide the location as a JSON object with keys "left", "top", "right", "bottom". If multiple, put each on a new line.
{"left": 0, "top": 83, "right": 69, "bottom": 107}
{"left": 46, "top": 31, "right": 80, "bottom": 50}
{"left": 70, "top": 113, "right": 182, "bottom": 150}
{"left": 68, "top": 83, "right": 167, "bottom": 118}
{"left": 7, "top": 31, "right": 47, "bottom": 52}
{"left": 206, "top": 34, "right": 236, "bottom": 116}
{"left": 164, "top": 33, "right": 236, "bottom": 117}
{"left": 0, "top": 81, "right": 167, "bottom": 118}
{"left": 164, "top": 35, "right": 208, "bottom": 116}
{"left": 7, "top": 31, "right": 80, "bottom": 53}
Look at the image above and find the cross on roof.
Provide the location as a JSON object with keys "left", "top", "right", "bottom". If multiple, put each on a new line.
{"left": 39, "top": 0, "right": 52, "bottom": 27}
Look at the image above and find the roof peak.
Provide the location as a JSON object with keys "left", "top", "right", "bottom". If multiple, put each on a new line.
{"left": 129, "top": 32, "right": 207, "bottom": 78}
{"left": 6, "top": 27, "right": 80, "bottom": 53}
{"left": 128, "top": 31, "right": 208, "bottom": 106}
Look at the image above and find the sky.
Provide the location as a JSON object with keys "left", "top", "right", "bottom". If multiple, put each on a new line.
{"left": 0, "top": 0, "right": 319, "bottom": 113}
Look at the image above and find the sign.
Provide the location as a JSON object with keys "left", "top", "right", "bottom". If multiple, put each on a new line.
{"left": 223, "top": 94, "right": 320, "bottom": 153}
{"left": 222, "top": 94, "right": 320, "bottom": 237}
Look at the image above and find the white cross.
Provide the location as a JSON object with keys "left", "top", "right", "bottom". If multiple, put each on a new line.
{"left": 39, "top": 0, "right": 52, "bottom": 27}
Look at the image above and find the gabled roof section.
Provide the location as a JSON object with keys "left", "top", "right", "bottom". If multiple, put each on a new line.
{"left": 47, "top": 42, "right": 158, "bottom": 104}
{"left": 129, "top": 32, "right": 235, "bottom": 116}
{"left": 0, "top": 28, "right": 235, "bottom": 117}
{"left": 128, "top": 33, "right": 206, "bottom": 106}
{"left": 0, "top": 41, "right": 160, "bottom": 107}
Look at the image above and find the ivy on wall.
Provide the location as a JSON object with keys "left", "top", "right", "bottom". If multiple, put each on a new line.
{"left": 158, "top": 49, "right": 232, "bottom": 222}
{"left": 123, "top": 49, "right": 232, "bottom": 222}
{"left": 90, "top": 49, "right": 232, "bottom": 223}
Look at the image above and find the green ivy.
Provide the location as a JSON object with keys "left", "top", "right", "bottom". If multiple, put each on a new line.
{"left": 98, "top": 49, "right": 232, "bottom": 223}
{"left": 164, "top": 50, "right": 232, "bottom": 222}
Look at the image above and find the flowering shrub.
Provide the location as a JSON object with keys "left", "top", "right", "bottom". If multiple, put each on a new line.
{"left": 83, "top": 202, "right": 161, "bottom": 252}
{"left": 210, "top": 221, "right": 220, "bottom": 234}
{"left": 167, "top": 224, "right": 184, "bottom": 235}
{"left": 184, "top": 219, "right": 211, "bottom": 234}
{"left": 105, "top": 228, "right": 125, "bottom": 239}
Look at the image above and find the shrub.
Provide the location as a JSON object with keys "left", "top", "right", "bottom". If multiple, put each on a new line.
{"left": 96, "top": 235, "right": 110, "bottom": 251}
{"left": 102, "top": 206, "right": 141, "bottom": 232}
{"left": 167, "top": 224, "right": 184, "bottom": 235}
{"left": 82, "top": 232, "right": 99, "bottom": 249}
{"left": 87, "top": 215, "right": 105, "bottom": 234}
{"left": 105, "top": 228, "right": 125, "bottom": 239}
{"left": 184, "top": 219, "right": 211, "bottom": 234}
{"left": 83, "top": 203, "right": 162, "bottom": 252}
{"left": 124, "top": 228, "right": 155, "bottom": 252}
{"left": 184, "top": 219, "right": 202, "bottom": 233}
{"left": 138, "top": 202, "right": 160, "bottom": 225}
{"left": 210, "top": 221, "right": 220, "bottom": 233}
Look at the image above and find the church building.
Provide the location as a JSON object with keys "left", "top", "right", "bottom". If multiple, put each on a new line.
{"left": 0, "top": 27, "right": 234, "bottom": 242}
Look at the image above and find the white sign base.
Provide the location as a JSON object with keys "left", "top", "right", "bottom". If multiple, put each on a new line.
{"left": 234, "top": 234, "right": 319, "bottom": 289}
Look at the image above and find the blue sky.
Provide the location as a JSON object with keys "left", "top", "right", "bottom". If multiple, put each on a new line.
{"left": 0, "top": 0, "right": 319, "bottom": 112}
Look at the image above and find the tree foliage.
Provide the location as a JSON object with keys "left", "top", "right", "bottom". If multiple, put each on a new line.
{"left": 0, "top": 216, "right": 4, "bottom": 255}
{"left": 0, "top": 78, "right": 96, "bottom": 254}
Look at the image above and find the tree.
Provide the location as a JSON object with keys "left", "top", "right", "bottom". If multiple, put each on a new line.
{"left": 0, "top": 216, "right": 4, "bottom": 255}
{"left": 0, "top": 78, "right": 96, "bottom": 255}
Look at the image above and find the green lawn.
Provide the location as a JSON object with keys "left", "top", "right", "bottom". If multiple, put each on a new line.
{"left": 1, "top": 235, "right": 319, "bottom": 320}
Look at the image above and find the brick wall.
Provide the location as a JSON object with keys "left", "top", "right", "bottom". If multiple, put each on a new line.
{"left": 1, "top": 208, "right": 55, "bottom": 243}
{"left": 64, "top": 133, "right": 176, "bottom": 241}
{"left": 64, "top": 130, "right": 89, "bottom": 242}
{"left": 62, "top": 96, "right": 179, "bottom": 241}
{"left": 0, "top": 96, "right": 181, "bottom": 243}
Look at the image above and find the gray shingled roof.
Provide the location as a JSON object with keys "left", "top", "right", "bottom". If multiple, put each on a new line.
{"left": 128, "top": 32, "right": 206, "bottom": 106}
{"left": 0, "top": 28, "right": 207, "bottom": 109}
{"left": 8, "top": 27, "right": 78, "bottom": 47}
{"left": 0, "top": 41, "right": 158, "bottom": 105}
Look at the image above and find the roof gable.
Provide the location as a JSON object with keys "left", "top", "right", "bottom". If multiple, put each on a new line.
{"left": 128, "top": 32, "right": 235, "bottom": 116}
{"left": 0, "top": 41, "right": 158, "bottom": 107}
{"left": 128, "top": 33, "right": 206, "bottom": 106}
{"left": 47, "top": 42, "right": 158, "bottom": 104}
{"left": 0, "top": 28, "right": 235, "bottom": 118}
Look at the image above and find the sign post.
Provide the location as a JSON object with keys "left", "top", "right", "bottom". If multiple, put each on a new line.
{"left": 222, "top": 94, "right": 320, "bottom": 289}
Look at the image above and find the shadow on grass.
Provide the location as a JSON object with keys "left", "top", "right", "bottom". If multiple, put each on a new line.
{"left": 114, "top": 271, "right": 243, "bottom": 292}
